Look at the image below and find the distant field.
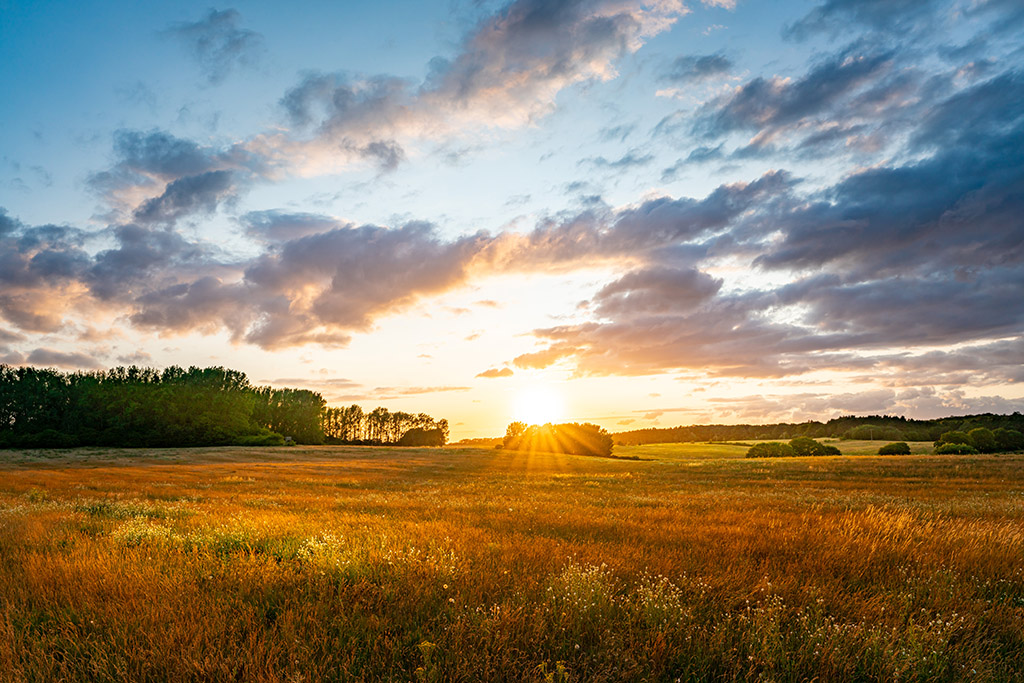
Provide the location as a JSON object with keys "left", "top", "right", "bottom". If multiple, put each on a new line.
{"left": 2, "top": 444, "right": 1022, "bottom": 681}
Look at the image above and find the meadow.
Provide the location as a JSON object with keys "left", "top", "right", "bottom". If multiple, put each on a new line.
{"left": 1, "top": 442, "right": 1022, "bottom": 681}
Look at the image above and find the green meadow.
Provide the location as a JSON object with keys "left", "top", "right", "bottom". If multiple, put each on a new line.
{"left": 1, "top": 443, "right": 1022, "bottom": 681}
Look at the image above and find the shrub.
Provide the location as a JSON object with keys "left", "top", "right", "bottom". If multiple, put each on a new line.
{"left": 746, "top": 442, "right": 796, "bottom": 458}
{"left": 968, "top": 428, "right": 997, "bottom": 453}
{"left": 936, "top": 430, "right": 971, "bottom": 446}
{"left": 789, "top": 437, "right": 842, "bottom": 456}
{"left": 235, "top": 432, "right": 286, "bottom": 446}
{"left": 935, "top": 443, "right": 978, "bottom": 455}
{"left": 994, "top": 428, "right": 1024, "bottom": 452}
{"left": 397, "top": 427, "right": 446, "bottom": 447}
{"left": 878, "top": 442, "right": 911, "bottom": 455}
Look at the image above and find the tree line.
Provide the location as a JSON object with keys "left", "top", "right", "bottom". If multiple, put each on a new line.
{"left": 321, "top": 405, "right": 448, "bottom": 446}
{"left": 615, "top": 412, "right": 1024, "bottom": 446}
{"left": 0, "top": 364, "right": 447, "bottom": 449}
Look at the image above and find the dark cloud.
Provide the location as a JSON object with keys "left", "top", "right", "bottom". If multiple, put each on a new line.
{"left": 592, "top": 267, "right": 722, "bottom": 318}
{"left": 0, "top": 211, "right": 92, "bottom": 332}
{"left": 87, "top": 223, "right": 214, "bottom": 301}
{"left": 26, "top": 348, "right": 103, "bottom": 370}
{"left": 477, "top": 367, "right": 514, "bottom": 378}
{"left": 132, "top": 170, "right": 236, "bottom": 225}
{"left": 87, "top": 129, "right": 260, "bottom": 225}
{"left": 663, "top": 52, "right": 732, "bottom": 83}
{"left": 755, "top": 77, "right": 1024, "bottom": 275}
{"left": 581, "top": 150, "right": 654, "bottom": 170}
{"left": 0, "top": 328, "right": 25, "bottom": 343}
{"left": 660, "top": 144, "right": 725, "bottom": 180}
{"left": 111, "top": 129, "right": 217, "bottom": 180}
{"left": 693, "top": 46, "right": 896, "bottom": 145}
{"left": 784, "top": 0, "right": 941, "bottom": 40}
{"left": 164, "top": 8, "right": 264, "bottom": 85}
{"left": 910, "top": 71, "right": 1024, "bottom": 152}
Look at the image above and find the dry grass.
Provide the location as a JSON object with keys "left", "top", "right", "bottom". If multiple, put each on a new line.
{"left": 1, "top": 444, "right": 1022, "bottom": 681}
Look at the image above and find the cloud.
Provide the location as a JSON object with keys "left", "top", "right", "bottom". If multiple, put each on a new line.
{"left": 87, "top": 223, "right": 217, "bottom": 302}
{"left": 25, "top": 348, "right": 103, "bottom": 370}
{"left": 0, "top": 328, "right": 25, "bottom": 343}
{"left": 132, "top": 170, "right": 236, "bottom": 225}
{"left": 692, "top": 46, "right": 897, "bottom": 149}
{"left": 598, "top": 123, "right": 637, "bottom": 142}
{"left": 116, "top": 351, "right": 152, "bottom": 364}
{"left": 592, "top": 266, "right": 722, "bottom": 318}
{"left": 663, "top": 52, "right": 732, "bottom": 83}
{"left": 164, "top": 8, "right": 264, "bottom": 85}
{"left": 87, "top": 129, "right": 260, "bottom": 223}
{"left": 477, "top": 367, "right": 514, "bottom": 378}
{"left": 265, "top": 0, "right": 686, "bottom": 173}
{"left": 581, "top": 150, "right": 655, "bottom": 170}
{"left": 784, "top": 0, "right": 941, "bottom": 40}
{"left": 242, "top": 210, "right": 344, "bottom": 242}
{"left": 754, "top": 76, "right": 1024, "bottom": 276}
{"left": 369, "top": 385, "right": 472, "bottom": 398}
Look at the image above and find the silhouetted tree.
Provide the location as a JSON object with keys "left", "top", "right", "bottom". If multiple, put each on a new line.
{"left": 502, "top": 422, "right": 613, "bottom": 457}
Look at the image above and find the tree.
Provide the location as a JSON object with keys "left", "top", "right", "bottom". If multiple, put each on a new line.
{"left": 968, "top": 428, "right": 997, "bottom": 453}
{"left": 503, "top": 422, "right": 613, "bottom": 457}
{"left": 936, "top": 431, "right": 971, "bottom": 447}
{"left": 935, "top": 443, "right": 977, "bottom": 455}
{"left": 878, "top": 442, "right": 911, "bottom": 455}
{"left": 994, "top": 428, "right": 1024, "bottom": 452}
{"left": 746, "top": 442, "right": 796, "bottom": 458}
{"left": 503, "top": 421, "right": 527, "bottom": 449}
{"left": 789, "top": 437, "right": 841, "bottom": 456}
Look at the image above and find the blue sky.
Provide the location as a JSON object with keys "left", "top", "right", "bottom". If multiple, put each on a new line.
{"left": 2, "top": 0, "right": 1023, "bottom": 437}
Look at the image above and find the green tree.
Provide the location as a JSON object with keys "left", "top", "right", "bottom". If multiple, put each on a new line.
{"left": 746, "top": 442, "right": 796, "bottom": 458}
{"left": 993, "top": 428, "right": 1024, "bottom": 452}
{"left": 968, "top": 428, "right": 997, "bottom": 453}
{"left": 936, "top": 431, "right": 971, "bottom": 447}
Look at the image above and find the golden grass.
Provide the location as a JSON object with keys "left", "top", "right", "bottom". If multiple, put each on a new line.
{"left": 1, "top": 444, "right": 1022, "bottom": 681}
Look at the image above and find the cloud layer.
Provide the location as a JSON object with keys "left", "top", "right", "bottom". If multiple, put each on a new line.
{"left": 2, "top": 0, "right": 1022, "bottom": 416}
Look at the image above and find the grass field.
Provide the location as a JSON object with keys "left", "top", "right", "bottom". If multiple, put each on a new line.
{"left": 1, "top": 443, "right": 1022, "bottom": 681}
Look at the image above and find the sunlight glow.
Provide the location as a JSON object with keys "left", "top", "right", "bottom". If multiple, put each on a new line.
{"left": 512, "top": 386, "right": 566, "bottom": 426}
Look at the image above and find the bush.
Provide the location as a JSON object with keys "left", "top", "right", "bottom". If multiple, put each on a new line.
{"left": 746, "top": 442, "right": 796, "bottom": 458}
{"left": 397, "top": 427, "right": 446, "bottom": 447}
{"left": 878, "top": 442, "right": 911, "bottom": 455}
{"left": 994, "top": 428, "right": 1024, "bottom": 452}
{"left": 789, "top": 437, "right": 841, "bottom": 456}
{"left": 235, "top": 432, "right": 286, "bottom": 446}
{"left": 968, "top": 428, "right": 997, "bottom": 453}
{"left": 935, "top": 443, "right": 978, "bottom": 455}
{"left": 936, "top": 430, "right": 971, "bottom": 446}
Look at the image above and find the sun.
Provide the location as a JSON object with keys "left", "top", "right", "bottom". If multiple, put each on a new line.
{"left": 512, "top": 386, "right": 565, "bottom": 426}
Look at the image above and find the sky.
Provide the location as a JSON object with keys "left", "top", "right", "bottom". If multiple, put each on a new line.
{"left": 1, "top": 0, "right": 1023, "bottom": 439}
